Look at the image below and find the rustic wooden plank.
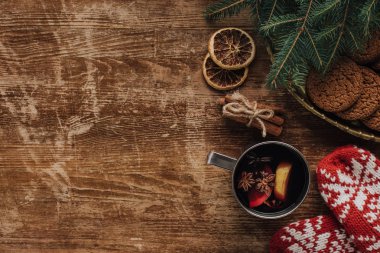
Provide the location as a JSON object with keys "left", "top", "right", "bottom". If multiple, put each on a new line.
{"left": 0, "top": 0, "right": 379, "bottom": 252}
{"left": 0, "top": 1, "right": 254, "bottom": 29}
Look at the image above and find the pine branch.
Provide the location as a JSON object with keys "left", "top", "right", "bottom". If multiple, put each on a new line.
{"left": 268, "top": 0, "right": 278, "bottom": 21}
{"left": 304, "top": 27, "right": 323, "bottom": 68}
{"left": 204, "top": 0, "right": 254, "bottom": 21}
{"left": 309, "top": 0, "right": 340, "bottom": 21}
{"left": 260, "top": 0, "right": 292, "bottom": 24}
{"left": 372, "top": 5, "right": 380, "bottom": 28}
{"left": 204, "top": 0, "right": 380, "bottom": 88}
{"left": 260, "top": 14, "right": 302, "bottom": 35}
{"left": 359, "top": 0, "right": 379, "bottom": 36}
{"left": 324, "top": 1, "right": 350, "bottom": 72}
{"left": 268, "top": 0, "right": 313, "bottom": 87}
{"left": 346, "top": 27, "right": 360, "bottom": 50}
{"left": 316, "top": 25, "right": 339, "bottom": 41}
{"left": 290, "top": 60, "right": 309, "bottom": 89}
{"left": 248, "top": 0, "right": 262, "bottom": 24}
{"left": 256, "top": 0, "right": 262, "bottom": 23}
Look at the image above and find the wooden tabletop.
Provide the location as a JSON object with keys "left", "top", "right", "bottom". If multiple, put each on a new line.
{"left": 0, "top": 1, "right": 379, "bottom": 252}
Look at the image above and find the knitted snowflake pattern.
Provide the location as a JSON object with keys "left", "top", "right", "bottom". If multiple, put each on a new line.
{"left": 270, "top": 215, "right": 356, "bottom": 252}
{"left": 317, "top": 146, "right": 380, "bottom": 252}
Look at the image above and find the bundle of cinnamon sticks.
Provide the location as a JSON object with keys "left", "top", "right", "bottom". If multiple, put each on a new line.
{"left": 218, "top": 94, "right": 285, "bottom": 137}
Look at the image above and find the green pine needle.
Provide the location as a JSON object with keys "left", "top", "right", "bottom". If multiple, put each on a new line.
{"left": 359, "top": 0, "right": 379, "bottom": 36}
{"left": 323, "top": 1, "right": 349, "bottom": 73}
{"left": 267, "top": 0, "right": 313, "bottom": 87}
{"left": 204, "top": 0, "right": 255, "bottom": 21}
{"left": 345, "top": 27, "right": 361, "bottom": 52}
{"left": 315, "top": 25, "right": 339, "bottom": 42}
{"left": 290, "top": 60, "right": 309, "bottom": 90}
{"left": 304, "top": 27, "right": 324, "bottom": 69}
{"left": 260, "top": 14, "right": 302, "bottom": 35}
{"left": 309, "top": 0, "right": 340, "bottom": 22}
{"left": 204, "top": 0, "right": 380, "bottom": 88}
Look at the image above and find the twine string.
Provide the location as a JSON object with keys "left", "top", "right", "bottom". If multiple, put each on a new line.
{"left": 222, "top": 92, "right": 274, "bottom": 137}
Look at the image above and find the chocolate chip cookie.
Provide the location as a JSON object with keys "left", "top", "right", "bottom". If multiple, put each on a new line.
{"left": 306, "top": 57, "right": 363, "bottom": 112}
{"left": 353, "top": 30, "right": 380, "bottom": 64}
{"left": 362, "top": 109, "right": 380, "bottom": 132}
{"left": 337, "top": 66, "right": 380, "bottom": 120}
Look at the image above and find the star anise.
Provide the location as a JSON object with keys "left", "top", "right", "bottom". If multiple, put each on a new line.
{"left": 238, "top": 171, "right": 255, "bottom": 192}
{"left": 247, "top": 154, "right": 272, "bottom": 166}
{"left": 254, "top": 170, "right": 275, "bottom": 196}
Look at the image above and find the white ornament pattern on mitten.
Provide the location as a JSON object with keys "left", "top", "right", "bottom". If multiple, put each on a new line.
{"left": 317, "top": 146, "right": 380, "bottom": 252}
{"left": 270, "top": 215, "right": 357, "bottom": 253}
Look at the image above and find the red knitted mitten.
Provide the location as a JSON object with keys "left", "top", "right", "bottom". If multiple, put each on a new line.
{"left": 317, "top": 146, "right": 380, "bottom": 252}
{"left": 270, "top": 215, "right": 356, "bottom": 252}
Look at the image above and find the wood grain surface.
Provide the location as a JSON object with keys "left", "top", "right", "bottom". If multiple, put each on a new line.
{"left": 0, "top": 1, "right": 379, "bottom": 252}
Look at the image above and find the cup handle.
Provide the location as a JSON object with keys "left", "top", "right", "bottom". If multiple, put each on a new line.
{"left": 207, "top": 151, "right": 237, "bottom": 171}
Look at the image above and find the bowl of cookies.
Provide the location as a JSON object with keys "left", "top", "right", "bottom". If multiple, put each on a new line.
{"left": 285, "top": 32, "right": 380, "bottom": 142}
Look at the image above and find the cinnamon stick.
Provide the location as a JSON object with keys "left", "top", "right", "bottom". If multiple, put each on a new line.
{"left": 218, "top": 97, "right": 285, "bottom": 126}
{"left": 225, "top": 114, "right": 283, "bottom": 137}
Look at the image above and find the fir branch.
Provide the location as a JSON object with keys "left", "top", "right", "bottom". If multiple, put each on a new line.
{"left": 268, "top": 0, "right": 313, "bottom": 87}
{"left": 248, "top": 0, "right": 262, "bottom": 24}
{"left": 309, "top": 0, "right": 340, "bottom": 21}
{"left": 316, "top": 25, "right": 339, "bottom": 41}
{"left": 324, "top": 1, "right": 349, "bottom": 72}
{"left": 205, "top": 0, "right": 380, "bottom": 88}
{"left": 290, "top": 60, "right": 309, "bottom": 89}
{"left": 360, "top": 0, "right": 379, "bottom": 36}
{"left": 305, "top": 27, "right": 323, "bottom": 68}
{"left": 260, "top": 0, "right": 292, "bottom": 24}
{"left": 204, "top": 0, "right": 253, "bottom": 21}
{"left": 268, "top": 0, "right": 278, "bottom": 21}
{"left": 260, "top": 14, "right": 303, "bottom": 35}
{"left": 256, "top": 0, "right": 261, "bottom": 23}
{"left": 346, "top": 27, "right": 360, "bottom": 50}
{"left": 372, "top": 6, "right": 380, "bottom": 28}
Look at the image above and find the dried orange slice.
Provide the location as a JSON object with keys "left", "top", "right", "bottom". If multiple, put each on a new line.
{"left": 208, "top": 28, "right": 255, "bottom": 70}
{"left": 202, "top": 53, "right": 248, "bottom": 91}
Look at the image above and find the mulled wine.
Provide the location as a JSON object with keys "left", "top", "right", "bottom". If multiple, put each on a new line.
{"left": 233, "top": 143, "right": 308, "bottom": 214}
